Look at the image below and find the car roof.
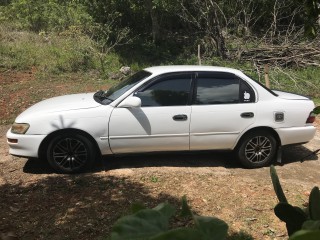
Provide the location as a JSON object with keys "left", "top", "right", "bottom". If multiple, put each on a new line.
{"left": 144, "top": 65, "right": 244, "bottom": 75}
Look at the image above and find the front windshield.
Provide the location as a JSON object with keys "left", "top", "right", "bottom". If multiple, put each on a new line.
{"left": 94, "top": 70, "right": 152, "bottom": 105}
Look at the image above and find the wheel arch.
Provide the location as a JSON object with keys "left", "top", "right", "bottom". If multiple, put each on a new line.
{"left": 235, "top": 126, "right": 281, "bottom": 150}
{"left": 38, "top": 128, "right": 102, "bottom": 160}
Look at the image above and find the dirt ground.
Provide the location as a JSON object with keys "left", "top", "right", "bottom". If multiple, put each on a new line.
{"left": 0, "top": 69, "right": 320, "bottom": 240}
{"left": 0, "top": 119, "right": 319, "bottom": 240}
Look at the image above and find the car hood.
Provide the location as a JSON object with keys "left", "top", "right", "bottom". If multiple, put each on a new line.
{"left": 17, "top": 93, "right": 100, "bottom": 119}
{"left": 273, "top": 90, "right": 310, "bottom": 100}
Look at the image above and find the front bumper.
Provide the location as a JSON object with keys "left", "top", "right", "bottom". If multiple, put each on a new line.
{"left": 6, "top": 129, "right": 46, "bottom": 158}
{"left": 275, "top": 126, "right": 316, "bottom": 145}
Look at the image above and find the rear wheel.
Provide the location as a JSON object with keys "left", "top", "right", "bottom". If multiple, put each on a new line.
{"left": 47, "top": 132, "right": 96, "bottom": 173}
{"left": 237, "top": 130, "right": 277, "bottom": 168}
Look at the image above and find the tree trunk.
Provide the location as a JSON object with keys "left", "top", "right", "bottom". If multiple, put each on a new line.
{"left": 145, "top": 0, "right": 160, "bottom": 44}
{"left": 210, "top": 4, "right": 227, "bottom": 58}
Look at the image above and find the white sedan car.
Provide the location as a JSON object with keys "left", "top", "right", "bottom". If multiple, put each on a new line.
{"left": 7, "top": 66, "right": 317, "bottom": 173}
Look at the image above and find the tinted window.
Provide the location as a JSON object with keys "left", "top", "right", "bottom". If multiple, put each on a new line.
{"left": 104, "top": 70, "right": 152, "bottom": 102}
{"left": 240, "top": 80, "right": 256, "bottom": 103}
{"left": 135, "top": 74, "right": 192, "bottom": 107}
{"left": 244, "top": 73, "right": 278, "bottom": 96}
{"left": 195, "top": 75, "right": 239, "bottom": 104}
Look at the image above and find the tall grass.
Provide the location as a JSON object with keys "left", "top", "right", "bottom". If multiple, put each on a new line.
{"left": 0, "top": 24, "right": 122, "bottom": 75}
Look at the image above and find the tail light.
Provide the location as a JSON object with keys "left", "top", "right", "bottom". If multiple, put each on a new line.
{"left": 306, "top": 111, "right": 316, "bottom": 124}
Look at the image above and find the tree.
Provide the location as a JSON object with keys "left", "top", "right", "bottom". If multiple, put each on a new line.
{"left": 304, "top": 0, "right": 320, "bottom": 37}
{"left": 178, "top": 0, "right": 227, "bottom": 58}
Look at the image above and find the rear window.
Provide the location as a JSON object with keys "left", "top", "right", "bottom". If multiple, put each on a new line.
{"left": 245, "top": 74, "right": 278, "bottom": 97}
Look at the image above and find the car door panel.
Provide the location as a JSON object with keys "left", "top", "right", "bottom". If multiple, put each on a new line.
{"left": 190, "top": 104, "right": 256, "bottom": 150}
{"left": 109, "top": 106, "right": 191, "bottom": 153}
{"left": 109, "top": 73, "right": 193, "bottom": 154}
{"left": 190, "top": 72, "right": 257, "bottom": 150}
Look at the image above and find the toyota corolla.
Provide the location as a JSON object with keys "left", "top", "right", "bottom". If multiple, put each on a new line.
{"left": 7, "top": 66, "right": 317, "bottom": 173}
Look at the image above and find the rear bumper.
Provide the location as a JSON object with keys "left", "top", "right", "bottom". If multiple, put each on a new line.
{"left": 6, "top": 129, "right": 46, "bottom": 158}
{"left": 275, "top": 126, "right": 316, "bottom": 145}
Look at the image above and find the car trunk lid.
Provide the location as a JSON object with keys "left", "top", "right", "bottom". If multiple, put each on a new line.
{"left": 273, "top": 90, "right": 310, "bottom": 100}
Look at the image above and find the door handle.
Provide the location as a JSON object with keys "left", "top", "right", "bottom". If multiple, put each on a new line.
{"left": 241, "top": 112, "right": 254, "bottom": 118}
{"left": 173, "top": 114, "right": 188, "bottom": 121}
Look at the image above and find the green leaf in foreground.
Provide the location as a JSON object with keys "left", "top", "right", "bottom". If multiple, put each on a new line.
{"left": 111, "top": 203, "right": 175, "bottom": 240}
{"left": 289, "top": 230, "right": 320, "bottom": 240}
{"left": 302, "top": 220, "right": 320, "bottom": 230}
{"left": 194, "top": 215, "right": 229, "bottom": 240}
{"left": 274, "top": 202, "right": 307, "bottom": 236}
{"left": 110, "top": 197, "right": 229, "bottom": 240}
{"left": 150, "top": 228, "right": 201, "bottom": 240}
{"left": 309, "top": 187, "right": 320, "bottom": 220}
{"left": 130, "top": 202, "right": 146, "bottom": 214}
{"left": 270, "top": 165, "right": 288, "bottom": 203}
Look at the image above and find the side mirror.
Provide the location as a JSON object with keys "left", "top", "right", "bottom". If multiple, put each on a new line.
{"left": 118, "top": 96, "right": 141, "bottom": 108}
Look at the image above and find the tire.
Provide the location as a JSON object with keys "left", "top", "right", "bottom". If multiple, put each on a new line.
{"left": 47, "top": 132, "right": 96, "bottom": 173}
{"left": 237, "top": 130, "right": 277, "bottom": 168}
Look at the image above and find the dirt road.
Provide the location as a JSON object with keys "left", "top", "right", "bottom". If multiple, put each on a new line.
{"left": 0, "top": 119, "right": 319, "bottom": 240}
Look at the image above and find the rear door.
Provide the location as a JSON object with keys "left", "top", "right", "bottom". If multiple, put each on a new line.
{"left": 190, "top": 72, "right": 257, "bottom": 150}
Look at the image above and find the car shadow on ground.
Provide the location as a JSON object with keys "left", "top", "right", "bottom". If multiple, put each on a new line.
{"left": 23, "top": 157, "right": 56, "bottom": 174}
{"left": 103, "top": 145, "right": 318, "bottom": 171}
{"left": 102, "top": 151, "right": 241, "bottom": 171}
{"left": 23, "top": 144, "right": 318, "bottom": 174}
{"left": 278, "top": 145, "right": 319, "bottom": 165}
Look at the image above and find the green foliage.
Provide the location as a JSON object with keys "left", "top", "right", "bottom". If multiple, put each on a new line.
{"left": 268, "top": 67, "right": 320, "bottom": 100}
{"left": 309, "top": 187, "right": 320, "bottom": 220}
{"left": 270, "top": 166, "right": 320, "bottom": 238}
{"left": 1, "top": 0, "right": 320, "bottom": 92}
{"left": 290, "top": 230, "right": 320, "bottom": 240}
{"left": 110, "top": 197, "right": 229, "bottom": 240}
{"left": 274, "top": 203, "right": 307, "bottom": 236}
{"left": 3, "top": 0, "right": 92, "bottom": 32}
{"left": 314, "top": 106, "right": 320, "bottom": 115}
{"left": 304, "top": 0, "right": 320, "bottom": 38}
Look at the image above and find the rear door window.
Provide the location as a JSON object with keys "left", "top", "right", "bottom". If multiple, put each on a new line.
{"left": 194, "top": 72, "right": 256, "bottom": 104}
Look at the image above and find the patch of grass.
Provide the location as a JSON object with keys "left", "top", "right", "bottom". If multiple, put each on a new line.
{"left": 150, "top": 175, "right": 159, "bottom": 183}
{"left": 313, "top": 98, "right": 320, "bottom": 106}
{"left": 0, "top": 24, "right": 100, "bottom": 74}
{"left": 268, "top": 67, "right": 320, "bottom": 99}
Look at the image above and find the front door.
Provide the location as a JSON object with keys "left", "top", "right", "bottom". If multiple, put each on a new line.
{"left": 109, "top": 73, "right": 192, "bottom": 154}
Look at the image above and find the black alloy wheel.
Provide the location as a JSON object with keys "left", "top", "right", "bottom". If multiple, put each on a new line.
{"left": 47, "top": 132, "right": 96, "bottom": 173}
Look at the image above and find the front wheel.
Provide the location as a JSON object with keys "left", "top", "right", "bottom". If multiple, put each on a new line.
{"left": 47, "top": 132, "right": 96, "bottom": 173}
{"left": 237, "top": 130, "right": 277, "bottom": 168}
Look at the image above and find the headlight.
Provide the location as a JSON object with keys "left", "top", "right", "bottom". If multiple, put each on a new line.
{"left": 11, "top": 123, "right": 30, "bottom": 134}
